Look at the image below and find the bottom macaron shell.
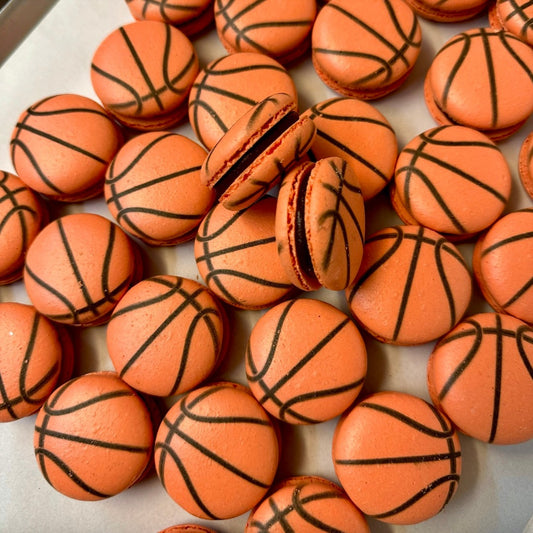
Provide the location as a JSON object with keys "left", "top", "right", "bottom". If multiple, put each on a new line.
{"left": 154, "top": 381, "right": 280, "bottom": 520}
{"left": 518, "top": 131, "right": 533, "bottom": 200}
{"left": 332, "top": 391, "right": 462, "bottom": 525}
{"left": 245, "top": 475, "right": 370, "bottom": 532}
{"left": 404, "top": 0, "right": 489, "bottom": 22}
{"left": 158, "top": 526, "right": 218, "bottom": 533}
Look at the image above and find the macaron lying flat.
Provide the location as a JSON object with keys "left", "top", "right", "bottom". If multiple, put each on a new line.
{"left": 201, "top": 93, "right": 316, "bottom": 211}
{"left": 276, "top": 157, "right": 365, "bottom": 292}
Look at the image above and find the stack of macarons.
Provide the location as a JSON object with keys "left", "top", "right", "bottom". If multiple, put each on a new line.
{"left": 1, "top": 0, "right": 533, "bottom": 531}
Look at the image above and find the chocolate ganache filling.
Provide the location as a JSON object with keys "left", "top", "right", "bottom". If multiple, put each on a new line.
{"left": 294, "top": 164, "right": 316, "bottom": 283}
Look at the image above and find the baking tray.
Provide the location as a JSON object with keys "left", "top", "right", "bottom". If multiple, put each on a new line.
{"left": 0, "top": 1, "right": 532, "bottom": 532}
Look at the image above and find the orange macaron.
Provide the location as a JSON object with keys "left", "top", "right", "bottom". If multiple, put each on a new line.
{"left": 213, "top": 0, "right": 317, "bottom": 64}
{"left": 200, "top": 93, "right": 315, "bottom": 211}
{"left": 106, "top": 275, "right": 228, "bottom": 397}
{"left": 405, "top": 0, "right": 489, "bottom": 22}
{"left": 10, "top": 94, "right": 123, "bottom": 202}
{"left": 424, "top": 27, "right": 533, "bottom": 141}
{"left": 346, "top": 225, "right": 472, "bottom": 345}
{"left": 246, "top": 297, "right": 367, "bottom": 424}
{"left": 275, "top": 157, "right": 365, "bottom": 292}
{"left": 154, "top": 381, "right": 280, "bottom": 520}
{"left": 392, "top": 125, "right": 512, "bottom": 240}
{"left": 159, "top": 526, "right": 218, "bottom": 533}
{"left": 489, "top": 0, "right": 533, "bottom": 46}
{"left": 518, "top": 130, "right": 533, "bottom": 200}
{"left": 312, "top": 0, "right": 422, "bottom": 100}
{"left": 34, "top": 371, "right": 154, "bottom": 501}
{"left": 0, "top": 170, "right": 47, "bottom": 285}
{"left": 245, "top": 475, "right": 370, "bottom": 532}
{"left": 427, "top": 312, "right": 533, "bottom": 444}
{"left": 91, "top": 21, "right": 199, "bottom": 130}
{"left": 473, "top": 208, "right": 533, "bottom": 325}
{"left": 105, "top": 131, "right": 214, "bottom": 246}
{"left": 23, "top": 213, "right": 142, "bottom": 326}
{"left": 333, "top": 390, "right": 462, "bottom": 525}
{"left": 195, "top": 195, "right": 294, "bottom": 310}
{"left": 188, "top": 53, "right": 298, "bottom": 151}
{"left": 0, "top": 302, "right": 72, "bottom": 422}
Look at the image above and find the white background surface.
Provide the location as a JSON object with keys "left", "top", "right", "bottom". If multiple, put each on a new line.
{"left": 0, "top": 1, "right": 532, "bottom": 532}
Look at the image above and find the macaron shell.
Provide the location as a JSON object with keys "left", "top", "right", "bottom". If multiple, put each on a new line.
{"left": 311, "top": 0, "right": 422, "bottom": 99}
{"left": 154, "top": 381, "right": 280, "bottom": 520}
{"left": 91, "top": 21, "right": 199, "bottom": 130}
{"left": 188, "top": 52, "right": 298, "bottom": 150}
{"left": 393, "top": 125, "right": 511, "bottom": 236}
{"left": 427, "top": 312, "right": 533, "bottom": 444}
{"left": 473, "top": 208, "right": 533, "bottom": 325}
{"left": 518, "top": 130, "right": 533, "bottom": 200}
{"left": 23, "top": 213, "right": 139, "bottom": 326}
{"left": 306, "top": 157, "right": 365, "bottom": 291}
{"left": 34, "top": 371, "right": 153, "bottom": 501}
{"left": 245, "top": 475, "right": 370, "bottom": 532}
{"left": 10, "top": 94, "right": 123, "bottom": 201}
{"left": 159, "top": 526, "right": 218, "bottom": 533}
{"left": 246, "top": 298, "right": 367, "bottom": 424}
{"left": 0, "top": 171, "right": 47, "bottom": 284}
{"left": 346, "top": 225, "right": 472, "bottom": 345}
{"left": 489, "top": 0, "right": 533, "bottom": 46}
{"left": 426, "top": 28, "right": 533, "bottom": 135}
{"left": 195, "top": 195, "right": 294, "bottom": 310}
{"left": 105, "top": 131, "right": 214, "bottom": 246}
{"left": 0, "top": 303, "right": 63, "bottom": 422}
{"left": 106, "top": 275, "right": 227, "bottom": 397}
{"left": 214, "top": 0, "right": 316, "bottom": 64}
{"left": 404, "top": 0, "right": 489, "bottom": 21}
{"left": 303, "top": 96, "right": 398, "bottom": 200}
{"left": 332, "top": 391, "right": 461, "bottom": 525}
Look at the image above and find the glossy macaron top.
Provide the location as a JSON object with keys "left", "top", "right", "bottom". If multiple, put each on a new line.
{"left": 312, "top": 0, "right": 422, "bottom": 99}
{"left": 23, "top": 213, "right": 141, "bottom": 326}
{"left": 346, "top": 225, "right": 472, "bottom": 345}
{"left": 154, "top": 381, "right": 280, "bottom": 520}
{"left": 201, "top": 92, "right": 315, "bottom": 211}
{"left": 332, "top": 390, "right": 461, "bottom": 525}
{"left": 0, "top": 170, "right": 47, "bottom": 285}
{"left": 473, "top": 208, "right": 533, "bottom": 325}
{"left": 105, "top": 131, "right": 214, "bottom": 246}
{"left": 489, "top": 0, "right": 533, "bottom": 46}
{"left": 302, "top": 96, "right": 398, "bottom": 200}
{"left": 427, "top": 312, "right": 533, "bottom": 445}
{"left": 188, "top": 52, "right": 298, "bottom": 150}
{"left": 125, "top": 0, "right": 214, "bottom": 36}
{"left": 425, "top": 27, "right": 533, "bottom": 140}
{"left": 404, "top": 0, "right": 489, "bottom": 22}
{"left": 245, "top": 475, "right": 370, "bottom": 532}
{"left": 214, "top": 0, "right": 316, "bottom": 64}
{"left": 91, "top": 21, "right": 199, "bottom": 130}
{"left": 393, "top": 125, "right": 512, "bottom": 239}
{"left": 276, "top": 157, "right": 365, "bottom": 292}
{"left": 10, "top": 94, "right": 123, "bottom": 201}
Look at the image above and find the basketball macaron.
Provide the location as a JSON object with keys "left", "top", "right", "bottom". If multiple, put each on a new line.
{"left": 23, "top": 213, "right": 141, "bottom": 326}
{"left": 246, "top": 297, "right": 367, "bottom": 424}
{"left": 424, "top": 27, "right": 533, "bottom": 141}
{"left": 346, "top": 225, "right": 472, "bottom": 345}
{"left": 489, "top": 0, "right": 533, "bottom": 46}
{"left": 91, "top": 21, "right": 199, "bottom": 130}
{"left": 333, "top": 390, "right": 462, "bottom": 525}
{"left": 275, "top": 157, "right": 365, "bottom": 292}
{"left": 105, "top": 131, "right": 214, "bottom": 246}
{"left": 405, "top": 0, "right": 489, "bottom": 22}
{"left": 428, "top": 312, "right": 533, "bottom": 445}
{"left": 34, "top": 371, "right": 153, "bottom": 501}
{"left": 312, "top": 0, "right": 422, "bottom": 100}
{"left": 0, "top": 170, "right": 47, "bottom": 285}
{"left": 200, "top": 92, "right": 315, "bottom": 211}
{"left": 106, "top": 275, "right": 227, "bottom": 397}
{"left": 10, "top": 94, "right": 123, "bottom": 202}
{"left": 154, "top": 381, "right": 280, "bottom": 520}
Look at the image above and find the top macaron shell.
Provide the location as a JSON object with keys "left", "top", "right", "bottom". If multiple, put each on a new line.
{"left": 214, "top": 0, "right": 317, "bottom": 64}
{"left": 312, "top": 0, "right": 422, "bottom": 99}
{"left": 276, "top": 157, "right": 365, "bottom": 292}
{"left": 201, "top": 93, "right": 316, "bottom": 211}
{"left": 489, "top": 0, "right": 533, "bottom": 46}
{"left": 425, "top": 28, "right": 533, "bottom": 139}
{"left": 91, "top": 21, "right": 199, "bottom": 130}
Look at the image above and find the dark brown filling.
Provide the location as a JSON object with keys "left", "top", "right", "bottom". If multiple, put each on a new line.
{"left": 294, "top": 165, "right": 316, "bottom": 283}
{"left": 213, "top": 110, "right": 299, "bottom": 198}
